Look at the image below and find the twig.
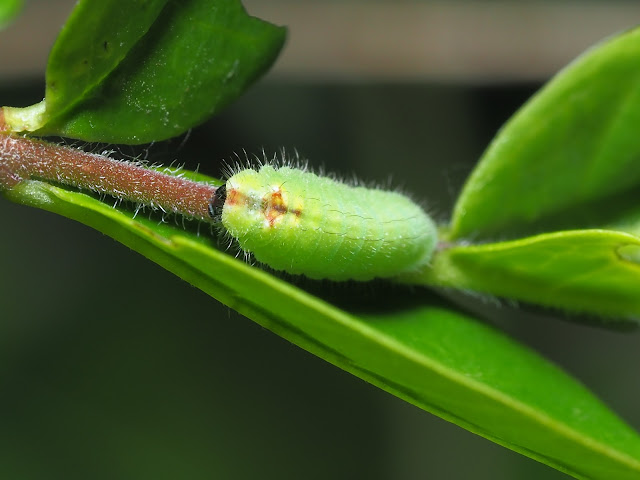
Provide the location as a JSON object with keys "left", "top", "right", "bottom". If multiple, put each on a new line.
{"left": 0, "top": 130, "right": 218, "bottom": 222}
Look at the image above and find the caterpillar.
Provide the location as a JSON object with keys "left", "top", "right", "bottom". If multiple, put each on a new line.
{"left": 208, "top": 164, "right": 437, "bottom": 281}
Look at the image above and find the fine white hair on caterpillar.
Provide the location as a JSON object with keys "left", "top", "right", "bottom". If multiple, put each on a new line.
{"left": 209, "top": 161, "right": 438, "bottom": 281}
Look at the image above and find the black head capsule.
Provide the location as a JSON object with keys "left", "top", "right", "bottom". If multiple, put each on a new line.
{"left": 208, "top": 184, "right": 227, "bottom": 221}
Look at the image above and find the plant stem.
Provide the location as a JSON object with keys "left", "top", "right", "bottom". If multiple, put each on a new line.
{"left": 0, "top": 132, "right": 218, "bottom": 222}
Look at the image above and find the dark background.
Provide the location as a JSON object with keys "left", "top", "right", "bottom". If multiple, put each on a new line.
{"left": 1, "top": 2, "right": 640, "bottom": 479}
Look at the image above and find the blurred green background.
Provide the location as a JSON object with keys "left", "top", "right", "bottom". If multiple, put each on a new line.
{"left": 1, "top": 1, "right": 640, "bottom": 479}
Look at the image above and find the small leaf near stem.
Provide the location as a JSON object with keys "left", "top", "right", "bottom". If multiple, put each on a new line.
{"left": 0, "top": 131, "right": 218, "bottom": 222}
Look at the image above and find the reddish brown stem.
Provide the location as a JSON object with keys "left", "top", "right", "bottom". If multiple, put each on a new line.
{"left": 0, "top": 133, "right": 218, "bottom": 222}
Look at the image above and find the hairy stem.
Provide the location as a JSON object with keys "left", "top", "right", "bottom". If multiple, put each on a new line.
{"left": 0, "top": 132, "right": 218, "bottom": 222}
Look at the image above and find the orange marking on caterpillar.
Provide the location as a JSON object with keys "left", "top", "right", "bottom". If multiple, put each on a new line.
{"left": 262, "top": 189, "right": 302, "bottom": 227}
{"left": 226, "top": 188, "right": 243, "bottom": 206}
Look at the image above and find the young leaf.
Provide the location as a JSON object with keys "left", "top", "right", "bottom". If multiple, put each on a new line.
{"left": 408, "top": 230, "right": 640, "bottom": 323}
{"left": 450, "top": 27, "right": 640, "bottom": 240}
{"left": 2, "top": 0, "right": 286, "bottom": 144}
{"left": 3, "top": 179, "right": 640, "bottom": 480}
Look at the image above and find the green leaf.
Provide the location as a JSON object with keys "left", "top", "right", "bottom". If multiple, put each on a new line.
{"left": 2, "top": 0, "right": 168, "bottom": 132}
{"left": 450, "top": 27, "right": 640, "bottom": 240}
{"left": 407, "top": 229, "right": 640, "bottom": 323}
{"left": 4, "top": 180, "right": 640, "bottom": 480}
{"left": 0, "top": 0, "right": 23, "bottom": 30}
{"left": 45, "top": 0, "right": 170, "bottom": 120}
{"left": 3, "top": 0, "right": 285, "bottom": 144}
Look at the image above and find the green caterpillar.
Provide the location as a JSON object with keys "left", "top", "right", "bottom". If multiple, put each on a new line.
{"left": 209, "top": 164, "right": 437, "bottom": 281}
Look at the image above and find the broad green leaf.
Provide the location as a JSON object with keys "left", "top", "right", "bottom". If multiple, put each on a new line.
{"left": 0, "top": 0, "right": 23, "bottom": 30}
{"left": 450, "top": 27, "right": 640, "bottom": 240}
{"left": 3, "top": 0, "right": 285, "bottom": 144}
{"left": 4, "top": 180, "right": 640, "bottom": 480}
{"left": 2, "top": 0, "right": 168, "bottom": 131}
{"left": 45, "top": 0, "right": 169, "bottom": 118}
{"left": 407, "top": 230, "right": 640, "bottom": 323}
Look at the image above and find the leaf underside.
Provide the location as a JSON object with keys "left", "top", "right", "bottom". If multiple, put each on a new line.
{"left": 3, "top": 180, "right": 640, "bottom": 480}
